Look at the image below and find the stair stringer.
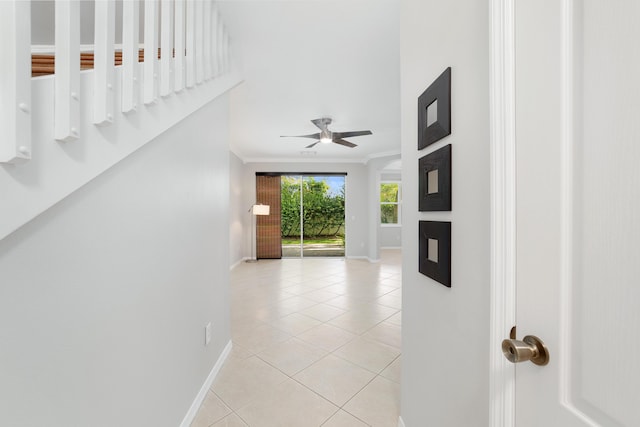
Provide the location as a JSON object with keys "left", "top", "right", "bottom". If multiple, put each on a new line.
{"left": 0, "top": 68, "right": 242, "bottom": 241}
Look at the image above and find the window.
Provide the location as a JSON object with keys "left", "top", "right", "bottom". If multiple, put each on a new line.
{"left": 380, "top": 182, "right": 401, "bottom": 225}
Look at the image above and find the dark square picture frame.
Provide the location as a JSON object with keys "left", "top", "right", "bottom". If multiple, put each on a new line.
{"left": 418, "top": 144, "right": 452, "bottom": 211}
{"left": 418, "top": 67, "right": 451, "bottom": 150}
{"left": 418, "top": 221, "right": 451, "bottom": 287}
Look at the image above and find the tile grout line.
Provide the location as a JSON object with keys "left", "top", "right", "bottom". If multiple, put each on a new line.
{"left": 201, "top": 251, "right": 401, "bottom": 426}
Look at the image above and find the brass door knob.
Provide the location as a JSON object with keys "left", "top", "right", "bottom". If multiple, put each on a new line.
{"left": 501, "top": 335, "right": 549, "bottom": 366}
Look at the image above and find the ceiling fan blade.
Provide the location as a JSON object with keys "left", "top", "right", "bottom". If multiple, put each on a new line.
{"left": 332, "top": 130, "right": 372, "bottom": 139}
{"left": 306, "top": 141, "right": 321, "bottom": 148}
{"left": 280, "top": 132, "right": 321, "bottom": 139}
{"left": 333, "top": 138, "right": 357, "bottom": 148}
{"left": 311, "top": 118, "right": 331, "bottom": 130}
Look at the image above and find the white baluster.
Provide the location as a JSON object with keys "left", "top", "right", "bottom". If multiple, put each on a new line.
{"left": 203, "top": 0, "right": 212, "bottom": 80}
{"left": 55, "top": 0, "right": 80, "bottom": 142}
{"left": 195, "top": 0, "right": 204, "bottom": 84}
{"left": 144, "top": 0, "right": 159, "bottom": 104}
{"left": 224, "top": 27, "right": 230, "bottom": 74}
{"left": 122, "top": 0, "right": 139, "bottom": 113}
{"left": 0, "top": 0, "right": 31, "bottom": 164}
{"left": 93, "top": 0, "right": 115, "bottom": 126}
{"left": 174, "top": 0, "right": 185, "bottom": 91}
{"left": 160, "top": 0, "right": 173, "bottom": 96}
{"left": 185, "top": 0, "right": 196, "bottom": 88}
{"left": 211, "top": 5, "right": 219, "bottom": 77}
{"left": 217, "top": 13, "right": 225, "bottom": 75}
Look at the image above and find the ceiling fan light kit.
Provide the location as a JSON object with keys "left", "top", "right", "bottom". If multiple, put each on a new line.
{"left": 320, "top": 130, "right": 332, "bottom": 144}
{"left": 281, "top": 117, "right": 372, "bottom": 148}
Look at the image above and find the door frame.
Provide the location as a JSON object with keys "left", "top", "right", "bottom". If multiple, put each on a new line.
{"left": 489, "top": 0, "right": 576, "bottom": 425}
{"left": 278, "top": 173, "right": 347, "bottom": 258}
{"left": 488, "top": 0, "right": 517, "bottom": 425}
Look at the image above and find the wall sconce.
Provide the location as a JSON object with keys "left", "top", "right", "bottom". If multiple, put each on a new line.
{"left": 251, "top": 204, "right": 270, "bottom": 216}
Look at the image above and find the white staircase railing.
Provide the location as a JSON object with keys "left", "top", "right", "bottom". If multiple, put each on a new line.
{"left": 55, "top": 1, "right": 81, "bottom": 142}
{"left": 0, "top": 0, "right": 31, "bottom": 164}
{"left": 0, "top": 0, "right": 241, "bottom": 240}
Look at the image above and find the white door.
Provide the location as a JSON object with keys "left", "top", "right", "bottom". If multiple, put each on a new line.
{"left": 512, "top": 0, "right": 640, "bottom": 425}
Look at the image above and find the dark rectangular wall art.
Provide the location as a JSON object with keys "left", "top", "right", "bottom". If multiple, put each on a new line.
{"left": 419, "top": 221, "right": 451, "bottom": 287}
{"left": 418, "top": 144, "right": 451, "bottom": 211}
{"left": 418, "top": 67, "right": 451, "bottom": 150}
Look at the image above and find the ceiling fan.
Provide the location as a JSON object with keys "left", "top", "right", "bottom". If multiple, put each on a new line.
{"left": 281, "top": 117, "right": 372, "bottom": 148}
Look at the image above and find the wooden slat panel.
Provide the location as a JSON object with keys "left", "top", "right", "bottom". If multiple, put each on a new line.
{"left": 0, "top": 0, "right": 31, "bottom": 164}
{"left": 174, "top": 0, "right": 185, "bottom": 91}
{"left": 144, "top": 0, "right": 158, "bottom": 104}
{"left": 256, "top": 176, "right": 282, "bottom": 259}
{"left": 55, "top": 0, "right": 80, "bottom": 141}
{"left": 32, "top": 50, "right": 145, "bottom": 77}
{"left": 185, "top": 0, "right": 195, "bottom": 88}
{"left": 160, "top": 0, "right": 173, "bottom": 96}
{"left": 122, "top": 0, "right": 139, "bottom": 112}
{"left": 93, "top": 0, "right": 115, "bottom": 125}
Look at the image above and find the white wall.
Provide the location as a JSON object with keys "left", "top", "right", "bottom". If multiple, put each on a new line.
{"left": 31, "top": 1, "right": 142, "bottom": 45}
{"left": 400, "top": 0, "right": 490, "bottom": 426}
{"left": 366, "top": 155, "right": 401, "bottom": 261}
{"left": 380, "top": 226, "right": 402, "bottom": 248}
{"left": 240, "top": 162, "right": 370, "bottom": 259}
{"left": 0, "top": 97, "right": 232, "bottom": 427}
{"left": 229, "top": 151, "right": 246, "bottom": 267}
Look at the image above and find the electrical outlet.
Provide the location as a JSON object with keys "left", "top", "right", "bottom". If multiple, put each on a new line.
{"left": 205, "top": 322, "right": 212, "bottom": 346}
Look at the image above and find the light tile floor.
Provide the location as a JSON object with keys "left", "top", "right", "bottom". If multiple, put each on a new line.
{"left": 191, "top": 249, "right": 402, "bottom": 427}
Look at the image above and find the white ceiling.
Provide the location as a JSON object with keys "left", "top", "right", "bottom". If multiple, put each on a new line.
{"left": 217, "top": 0, "right": 401, "bottom": 163}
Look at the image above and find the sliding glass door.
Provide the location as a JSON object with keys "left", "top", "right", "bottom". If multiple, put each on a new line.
{"left": 281, "top": 176, "right": 302, "bottom": 257}
{"left": 281, "top": 175, "right": 345, "bottom": 258}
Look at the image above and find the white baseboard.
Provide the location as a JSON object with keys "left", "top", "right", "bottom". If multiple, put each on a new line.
{"left": 398, "top": 415, "right": 406, "bottom": 427}
{"left": 230, "top": 257, "right": 253, "bottom": 270}
{"left": 229, "top": 259, "right": 242, "bottom": 270}
{"left": 346, "top": 255, "right": 380, "bottom": 263}
{"left": 179, "top": 340, "right": 233, "bottom": 427}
